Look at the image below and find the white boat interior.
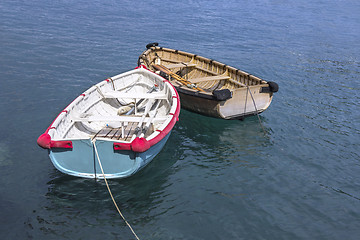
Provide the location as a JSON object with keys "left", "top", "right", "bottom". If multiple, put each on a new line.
{"left": 48, "top": 68, "right": 177, "bottom": 143}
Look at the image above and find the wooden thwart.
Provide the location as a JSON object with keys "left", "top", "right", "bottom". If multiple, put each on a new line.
{"left": 73, "top": 115, "right": 167, "bottom": 123}
{"left": 190, "top": 75, "right": 231, "bottom": 83}
{"left": 103, "top": 91, "right": 167, "bottom": 100}
{"left": 163, "top": 62, "right": 196, "bottom": 69}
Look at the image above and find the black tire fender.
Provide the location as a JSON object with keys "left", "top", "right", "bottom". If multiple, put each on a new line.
{"left": 146, "top": 42, "right": 159, "bottom": 49}
{"left": 268, "top": 81, "right": 279, "bottom": 93}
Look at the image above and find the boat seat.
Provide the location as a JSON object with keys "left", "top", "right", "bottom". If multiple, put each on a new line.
{"left": 163, "top": 62, "right": 196, "bottom": 69}
{"left": 190, "top": 75, "right": 231, "bottom": 83}
{"left": 103, "top": 91, "right": 168, "bottom": 100}
{"left": 72, "top": 115, "right": 168, "bottom": 123}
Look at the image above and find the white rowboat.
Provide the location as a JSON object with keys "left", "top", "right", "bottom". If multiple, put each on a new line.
{"left": 37, "top": 66, "right": 180, "bottom": 179}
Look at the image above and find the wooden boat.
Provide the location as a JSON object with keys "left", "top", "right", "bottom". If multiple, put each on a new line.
{"left": 138, "top": 43, "right": 278, "bottom": 119}
{"left": 37, "top": 66, "right": 180, "bottom": 179}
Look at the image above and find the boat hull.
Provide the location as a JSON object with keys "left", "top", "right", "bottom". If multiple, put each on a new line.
{"left": 49, "top": 132, "right": 171, "bottom": 179}
{"left": 175, "top": 85, "right": 273, "bottom": 119}
{"left": 138, "top": 44, "right": 278, "bottom": 120}
{"left": 175, "top": 87, "right": 222, "bottom": 118}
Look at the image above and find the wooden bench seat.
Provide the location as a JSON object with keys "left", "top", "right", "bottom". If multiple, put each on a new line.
{"left": 190, "top": 75, "right": 231, "bottom": 83}
{"left": 72, "top": 115, "right": 168, "bottom": 123}
{"left": 103, "top": 91, "right": 168, "bottom": 100}
{"left": 163, "top": 62, "right": 196, "bottom": 69}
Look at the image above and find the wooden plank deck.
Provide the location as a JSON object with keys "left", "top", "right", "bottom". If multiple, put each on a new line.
{"left": 94, "top": 122, "right": 146, "bottom": 141}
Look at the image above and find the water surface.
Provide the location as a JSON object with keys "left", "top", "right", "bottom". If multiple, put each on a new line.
{"left": 0, "top": 0, "right": 359, "bottom": 239}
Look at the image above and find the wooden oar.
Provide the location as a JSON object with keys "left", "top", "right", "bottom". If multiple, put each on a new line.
{"left": 122, "top": 85, "right": 158, "bottom": 116}
{"left": 139, "top": 100, "right": 161, "bottom": 138}
{"left": 130, "top": 98, "right": 156, "bottom": 142}
{"left": 153, "top": 64, "right": 205, "bottom": 92}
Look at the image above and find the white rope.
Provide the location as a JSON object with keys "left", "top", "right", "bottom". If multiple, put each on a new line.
{"left": 92, "top": 139, "right": 140, "bottom": 240}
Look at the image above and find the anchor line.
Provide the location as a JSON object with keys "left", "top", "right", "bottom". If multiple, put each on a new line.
{"left": 92, "top": 139, "right": 140, "bottom": 240}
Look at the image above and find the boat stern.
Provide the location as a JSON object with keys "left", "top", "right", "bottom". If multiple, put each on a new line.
{"left": 48, "top": 133, "right": 171, "bottom": 179}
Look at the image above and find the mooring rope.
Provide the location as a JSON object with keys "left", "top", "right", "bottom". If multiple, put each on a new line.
{"left": 246, "top": 86, "right": 266, "bottom": 135}
{"left": 92, "top": 139, "right": 140, "bottom": 240}
{"left": 243, "top": 84, "right": 248, "bottom": 117}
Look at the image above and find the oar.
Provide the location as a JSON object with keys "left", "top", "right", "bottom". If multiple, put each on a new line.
{"left": 117, "top": 85, "right": 158, "bottom": 116}
{"left": 130, "top": 98, "right": 155, "bottom": 142}
{"left": 153, "top": 64, "right": 205, "bottom": 92}
{"left": 138, "top": 100, "right": 161, "bottom": 138}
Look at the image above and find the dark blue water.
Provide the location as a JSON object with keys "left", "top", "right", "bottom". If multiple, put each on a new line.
{"left": 1, "top": 0, "right": 359, "bottom": 239}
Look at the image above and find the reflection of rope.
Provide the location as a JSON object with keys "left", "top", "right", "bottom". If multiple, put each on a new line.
{"left": 244, "top": 86, "right": 248, "bottom": 117}
{"left": 92, "top": 139, "right": 140, "bottom": 240}
{"left": 246, "top": 86, "right": 266, "bottom": 134}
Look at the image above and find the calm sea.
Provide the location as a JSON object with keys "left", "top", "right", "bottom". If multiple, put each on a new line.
{"left": 0, "top": 0, "right": 359, "bottom": 239}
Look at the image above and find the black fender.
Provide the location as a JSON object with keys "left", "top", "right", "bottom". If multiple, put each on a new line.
{"left": 268, "top": 81, "right": 279, "bottom": 93}
{"left": 212, "top": 89, "right": 232, "bottom": 101}
{"left": 260, "top": 81, "right": 279, "bottom": 93}
{"left": 146, "top": 42, "right": 159, "bottom": 49}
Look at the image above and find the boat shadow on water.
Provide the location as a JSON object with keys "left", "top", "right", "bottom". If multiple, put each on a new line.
{"left": 175, "top": 109, "right": 272, "bottom": 152}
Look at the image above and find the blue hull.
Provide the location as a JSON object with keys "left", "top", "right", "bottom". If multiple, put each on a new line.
{"left": 49, "top": 132, "right": 171, "bottom": 179}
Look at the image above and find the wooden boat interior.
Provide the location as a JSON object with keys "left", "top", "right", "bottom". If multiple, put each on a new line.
{"left": 48, "top": 69, "right": 176, "bottom": 143}
{"left": 139, "top": 47, "right": 268, "bottom": 93}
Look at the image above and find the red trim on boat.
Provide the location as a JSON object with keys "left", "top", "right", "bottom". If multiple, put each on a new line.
{"left": 37, "top": 133, "right": 73, "bottom": 149}
{"left": 113, "top": 142, "right": 131, "bottom": 151}
{"left": 50, "top": 140, "right": 73, "bottom": 149}
{"left": 37, "top": 133, "right": 52, "bottom": 149}
{"left": 130, "top": 137, "right": 151, "bottom": 152}
{"left": 37, "top": 92, "right": 84, "bottom": 149}
{"left": 113, "top": 137, "right": 150, "bottom": 153}
{"left": 135, "top": 65, "right": 148, "bottom": 70}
